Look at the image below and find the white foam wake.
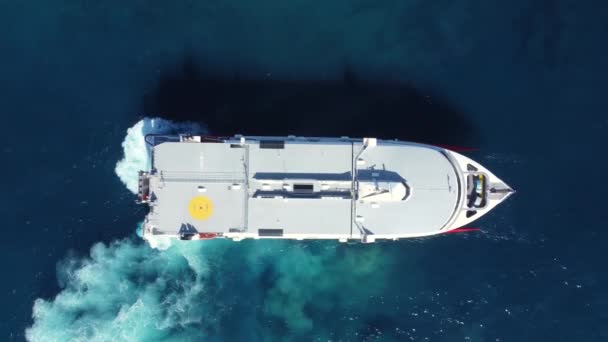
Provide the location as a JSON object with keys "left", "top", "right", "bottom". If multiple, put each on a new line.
{"left": 26, "top": 239, "right": 388, "bottom": 341}
{"left": 114, "top": 118, "right": 206, "bottom": 193}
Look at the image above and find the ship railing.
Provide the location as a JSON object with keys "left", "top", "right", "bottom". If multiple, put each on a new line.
{"left": 160, "top": 171, "right": 246, "bottom": 184}
{"left": 144, "top": 134, "right": 181, "bottom": 147}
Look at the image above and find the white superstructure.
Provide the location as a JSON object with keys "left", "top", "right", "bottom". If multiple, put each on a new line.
{"left": 137, "top": 135, "right": 514, "bottom": 244}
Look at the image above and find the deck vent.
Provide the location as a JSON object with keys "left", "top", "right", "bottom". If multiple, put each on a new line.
{"left": 293, "top": 184, "right": 314, "bottom": 193}
{"left": 258, "top": 229, "right": 283, "bottom": 237}
{"left": 260, "top": 140, "right": 285, "bottom": 149}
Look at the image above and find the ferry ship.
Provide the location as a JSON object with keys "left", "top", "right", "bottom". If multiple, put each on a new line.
{"left": 138, "top": 135, "right": 514, "bottom": 244}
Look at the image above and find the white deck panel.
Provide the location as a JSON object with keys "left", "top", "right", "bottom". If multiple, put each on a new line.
{"left": 248, "top": 143, "right": 352, "bottom": 175}
{"left": 355, "top": 144, "right": 459, "bottom": 234}
{"left": 154, "top": 143, "right": 245, "bottom": 174}
{"left": 248, "top": 198, "right": 351, "bottom": 235}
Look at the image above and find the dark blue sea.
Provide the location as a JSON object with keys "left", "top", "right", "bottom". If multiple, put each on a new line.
{"left": 1, "top": 1, "right": 607, "bottom": 341}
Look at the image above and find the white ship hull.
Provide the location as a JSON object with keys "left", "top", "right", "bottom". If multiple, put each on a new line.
{"left": 138, "top": 135, "right": 514, "bottom": 245}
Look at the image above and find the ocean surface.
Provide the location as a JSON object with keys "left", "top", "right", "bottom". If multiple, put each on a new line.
{"left": 1, "top": 0, "right": 607, "bottom": 341}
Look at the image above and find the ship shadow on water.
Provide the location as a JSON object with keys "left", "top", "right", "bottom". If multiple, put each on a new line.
{"left": 143, "top": 57, "right": 478, "bottom": 146}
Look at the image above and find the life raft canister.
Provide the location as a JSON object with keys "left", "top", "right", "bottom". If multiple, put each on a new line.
{"left": 198, "top": 232, "right": 218, "bottom": 239}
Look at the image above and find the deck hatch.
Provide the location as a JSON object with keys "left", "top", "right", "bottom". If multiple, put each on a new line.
{"left": 293, "top": 184, "right": 314, "bottom": 193}
{"left": 259, "top": 140, "right": 285, "bottom": 149}
{"left": 258, "top": 228, "right": 284, "bottom": 236}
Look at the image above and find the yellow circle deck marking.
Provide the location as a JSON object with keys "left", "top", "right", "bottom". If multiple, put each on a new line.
{"left": 189, "top": 196, "right": 214, "bottom": 220}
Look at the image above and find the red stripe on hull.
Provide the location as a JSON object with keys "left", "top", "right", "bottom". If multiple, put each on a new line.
{"left": 444, "top": 227, "right": 481, "bottom": 234}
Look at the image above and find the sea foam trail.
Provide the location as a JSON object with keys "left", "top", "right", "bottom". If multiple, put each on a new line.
{"left": 25, "top": 239, "right": 389, "bottom": 341}
{"left": 114, "top": 118, "right": 205, "bottom": 193}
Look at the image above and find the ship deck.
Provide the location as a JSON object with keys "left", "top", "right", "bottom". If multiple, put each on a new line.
{"left": 145, "top": 138, "right": 461, "bottom": 239}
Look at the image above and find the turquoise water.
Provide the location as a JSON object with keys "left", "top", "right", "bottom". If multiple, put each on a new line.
{"left": 1, "top": 0, "right": 607, "bottom": 341}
